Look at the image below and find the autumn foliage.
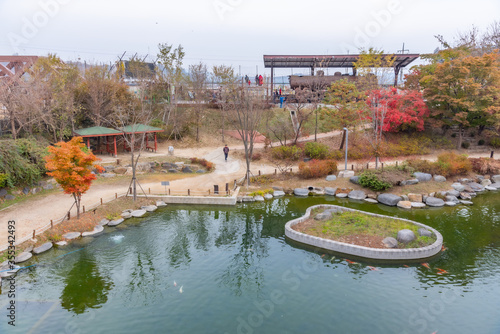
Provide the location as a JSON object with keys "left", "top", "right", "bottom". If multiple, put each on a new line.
{"left": 45, "top": 137, "right": 104, "bottom": 217}
{"left": 366, "top": 88, "right": 429, "bottom": 132}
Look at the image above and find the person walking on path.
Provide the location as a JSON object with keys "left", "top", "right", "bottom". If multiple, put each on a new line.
{"left": 223, "top": 144, "right": 229, "bottom": 161}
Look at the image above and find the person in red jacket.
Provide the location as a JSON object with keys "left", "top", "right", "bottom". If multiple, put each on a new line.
{"left": 258, "top": 75, "right": 263, "bottom": 86}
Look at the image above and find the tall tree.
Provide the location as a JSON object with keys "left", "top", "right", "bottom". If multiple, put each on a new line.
{"left": 188, "top": 62, "right": 208, "bottom": 142}
{"left": 322, "top": 79, "right": 366, "bottom": 149}
{"left": 45, "top": 137, "right": 103, "bottom": 218}
{"left": 213, "top": 64, "right": 237, "bottom": 142}
{"left": 354, "top": 48, "right": 395, "bottom": 90}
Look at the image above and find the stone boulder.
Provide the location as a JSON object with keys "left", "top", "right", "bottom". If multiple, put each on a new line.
{"left": 23, "top": 187, "right": 30, "bottom": 195}
{"left": 114, "top": 167, "right": 128, "bottom": 174}
{"left": 411, "top": 202, "right": 426, "bottom": 208}
{"left": 446, "top": 189, "right": 460, "bottom": 197}
{"left": 33, "top": 242, "right": 53, "bottom": 255}
{"left": 182, "top": 166, "right": 193, "bottom": 173}
{"left": 121, "top": 212, "right": 132, "bottom": 219}
{"left": 425, "top": 197, "right": 445, "bottom": 207}
{"left": 108, "top": 218, "right": 124, "bottom": 227}
{"left": 491, "top": 175, "right": 500, "bottom": 183}
{"left": 168, "top": 169, "right": 178, "bottom": 173}
{"left": 338, "top": 170, "right": 355, "bottom": 178}
{"left": 418, "top": 228, "right": 433, "bottom": 237}
{"left": 294, "top": 188, "right": 309, "bottom": 197}
{"left": 309, "top": 187, "right": 325, "bottom": 195}
{"left": 406, "top": 179, "right": 421, "bottom": 186}
{"left": 156, "top": 201, "right": 167, "bottom": 207}
{"left": 14, "top": 252, "right": 33, "bottom": 263}
{"left": 0, "top": 265, "right": 20, "bottom": 278}
{"left": 325, "top": 187, "right": 337, "bottom": 196}
{"left": 141, "top": 205, "right": 158, "bottom": 212}
{"left": 445, "top": 201, "right": 457, "bottom": 206}
{"left": 55, "top": 241, "right": 68, "bottom": 247}
{"left": 364, "top": 198, "right": 378, "bottom": 204}
{"left": 254, "top": 195, "right": 265, "bottom": 202}
{"left": 349, "top": 176, "right": 360, "bottom": 185}
{"left": 0, "top": 188, "right": 7, "bottom": 197}
{"left": 468, "top": 182, "right": 485, "bottom": 192}
{"left": 377, "top": 193, "right": 402, "bottom": 206}
{"left": 397, "top": 229, "right": 416, "bottom": 244}
{"left": 131, "top": 209, "right": 147, "bottom": 217}
{"left": 445, "top": 195, "right": 460, "bottom": 203}
{"left": 490, "top": 182, "right": 500, "bottom": 189}
{"left": 325, "top": 175, "right": 337, "bottom": 181}
{"left": 273, "top": 190, "right": 285, "bottom": 197}
{"left": 196, "top": 169, "right": 206, "bottom": 174}
{"left": 459, "top": 192, "right": 472, "bottom": 200}
{"left": 485, "top": 186, "right": 497, "bottom": 191}
{"left": 63, "top": 232, "right": 81, "bottom": 240}
{"left": 433, "top": 175, "right": 447, "bottom": 182}
{"left": 460, "top": 200, "right": 473, "bottom": 205}
{"left": 336, "top": 193, "right": 348, "bottom": 198}
{"left": 397, "top": 201, "right": 412, "bottom": 209}
{"left": 98, "top": 218, "right": 110, "bottom": 226}
{"left": 414, "top": 172, "right": 432, "bottom": 182}
{"left": 451, "top": 183, "right": 465, "bottom": 192}
{"left": 264, "top": 194, "right": 273, "bottom": 200}
{"left": 136, "top": 162, "right": 152, "bottom": 172}
{"left": 5, "top": 194, "right": 15, "bottom": 200}
{"left": 42, "top": 184, "right": 53, "bottom": 190}
{"left": 241, "top": 196, "right": 255, "bottom": 202}
{"left": 481, "top": 179, "right": 492, "bottom": 187}
{"left": 101, "top": 173, "right": 116, "bottom": 178}
{"left": 382, "top": 237, "right": 398, "bottom": 248}
{"left": 348, "top": 190, "right": 366, "bottom": 200}
{"left": 408, "top": 193, "right": 422, "bottom": 202}
{"left": 82, "top": 225, "right": 104, "bottom": 237}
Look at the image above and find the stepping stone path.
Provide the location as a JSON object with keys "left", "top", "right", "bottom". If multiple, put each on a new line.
{"left": 14, "top": 252, "right": 32, "bottom": 263}
{"left": 33, "top": 242, "right": 53, "bottom": 255}
{"left": 82, "top": 225, "right": 104, "bottom": 237}
{"left": 108, "top": 218, "right": 124, "bottom": 227}
{"left": 131, "top": 209, "right": 147, "bottom": 217}
{"left": 63, "top": 232, "right": 81, "bottom": 240}
{"left": 142, "top": 205, "right": 158, "bottom": 212}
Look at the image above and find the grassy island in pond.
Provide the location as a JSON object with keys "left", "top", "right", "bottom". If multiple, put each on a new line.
{"left": 292, "top": 208, "right": 436, "bottom": 249}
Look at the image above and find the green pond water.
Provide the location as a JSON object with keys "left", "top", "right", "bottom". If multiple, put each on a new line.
{"left": 1, "top": 193, "right": 500, "bottom": 334}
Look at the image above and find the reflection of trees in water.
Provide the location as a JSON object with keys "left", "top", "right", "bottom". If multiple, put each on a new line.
{"left": 218, "top": 213, "right": 270, "bottom": 296}
{"left": 60, "top": 252, "right": 113, "bottom": 314}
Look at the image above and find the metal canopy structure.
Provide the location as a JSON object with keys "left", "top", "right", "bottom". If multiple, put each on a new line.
{"left": 263, "top": 54, "right": 419, "bottom": 87}
{"left": 0, "top": 56, "right": 39, "bottom": 87}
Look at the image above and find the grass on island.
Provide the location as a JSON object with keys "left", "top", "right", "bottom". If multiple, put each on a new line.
{"left": 296, "top": 209, "right": 436, "bottom": 249}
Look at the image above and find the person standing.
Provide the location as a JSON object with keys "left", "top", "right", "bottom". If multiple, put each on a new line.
{"left": 223, "top": 144, "right": 229, "bottom": 161}
{"left": 255, "top": 74, "right": 259, "bottom": 86}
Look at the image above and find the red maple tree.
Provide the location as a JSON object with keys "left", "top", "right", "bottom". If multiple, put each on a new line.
{"left": 45, "top": 137, "right": 104, "bottom": 218}
{"left": 366, "top": 88, "right": 429, "bottom": 133}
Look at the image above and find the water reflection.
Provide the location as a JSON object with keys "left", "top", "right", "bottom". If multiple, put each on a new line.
{"left": 60, "top": 251, "right": 113, "bottom": 314}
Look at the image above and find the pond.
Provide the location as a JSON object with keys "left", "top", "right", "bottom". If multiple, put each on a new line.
{"left": 1, "top": 193, "right": 500, "bottom": 334}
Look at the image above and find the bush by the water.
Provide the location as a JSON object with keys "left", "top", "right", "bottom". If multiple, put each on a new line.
{"left": 358, "top": 171, "right": 392, "bottom": 191}
{"left": 271, "top": 145, "right": 302, "bottom": 160}
{"left": 298, "top": 159, "right": 337, "bottom": 179}
{"left": 0, "top": 138, "right": 48, "bottom": 187}
{"left": 304, "top": 142, "right": 330, "bottom": 160}
{"left": 406, "top": 152, "right": 471, "bottom": 177}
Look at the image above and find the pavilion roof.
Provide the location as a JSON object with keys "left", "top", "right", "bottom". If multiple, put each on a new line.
{"left": 74, "top": 126, "right": 122, "bottom": 137}
{"left": 121, "top": 124, "right": 163, "bottom": 133}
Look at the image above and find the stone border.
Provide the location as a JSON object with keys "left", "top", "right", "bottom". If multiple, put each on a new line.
{"left": 285, "top": 204, "right": 443, "bottom": 260}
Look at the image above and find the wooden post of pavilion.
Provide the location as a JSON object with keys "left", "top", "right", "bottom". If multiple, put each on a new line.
{"left": 154, "top": 133, "right": 157, "bottom": 152}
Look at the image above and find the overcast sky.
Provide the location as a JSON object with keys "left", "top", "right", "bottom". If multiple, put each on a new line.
{"left": 1, "top": 0, "right": 499, "bottom": 77}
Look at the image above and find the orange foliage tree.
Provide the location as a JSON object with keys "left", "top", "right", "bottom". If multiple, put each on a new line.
{"left": 45, "top": 137, "right": 104, "bottom": 218}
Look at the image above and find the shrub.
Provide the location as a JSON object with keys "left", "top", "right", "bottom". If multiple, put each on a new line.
{"left": 435, "top": 152, "right": 472, "bottom": 177}
{"left": 405, "top": 159, "right": 440, "bottom": 175}
{"left": 0, "top": 173, "right": 7, "bottom": 188}
{"left": 304, "top": 142, "right": 330, "bottom": 160}
{"left": 298, "top": 159, "right": 337, "bottom": 179}
{"left": 358, "top": 171, "right": 392, "bottom": 191}
{"left": 490, "top": 137, "right": 500, "bottom": 148}
{"left": 252, "top": 153, "right": 262, "bottom": 161}
{"left": 470, "top": 158, "right": 500, "bottom": 174}
{"left": 478, "top": 139, "right": 485, "bottom": 146}
{"left": 271, "top": 145, "right": 302, "bottom": 161}
{"left": 461, "top": 141, "right": 470, "bottom": 149}
{"left": 190, "top": 157, "right": 215, "bottom": 171}
{"left": 0, "top": 138, "right": 47, "bottom": 187}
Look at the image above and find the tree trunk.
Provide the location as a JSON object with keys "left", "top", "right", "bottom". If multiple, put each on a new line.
{"left": 314, "top": 109, "right": 318, "bottom": 142}
{"left": 339, "top": 129, "right": 346, "bottom": 150}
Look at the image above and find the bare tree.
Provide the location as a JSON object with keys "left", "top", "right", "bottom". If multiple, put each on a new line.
{"left": 212, "top": 64, "right": 237, "bottom": 142}
{"left": 188, "top": 62, "right": 208, "bottom": 142}
{"left": 224, "top": 86, "right": 265, "bottom": 187}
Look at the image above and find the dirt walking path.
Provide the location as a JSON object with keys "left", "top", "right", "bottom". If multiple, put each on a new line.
{"left": 0, "top": 130, "right": 495, "bottom": 250}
